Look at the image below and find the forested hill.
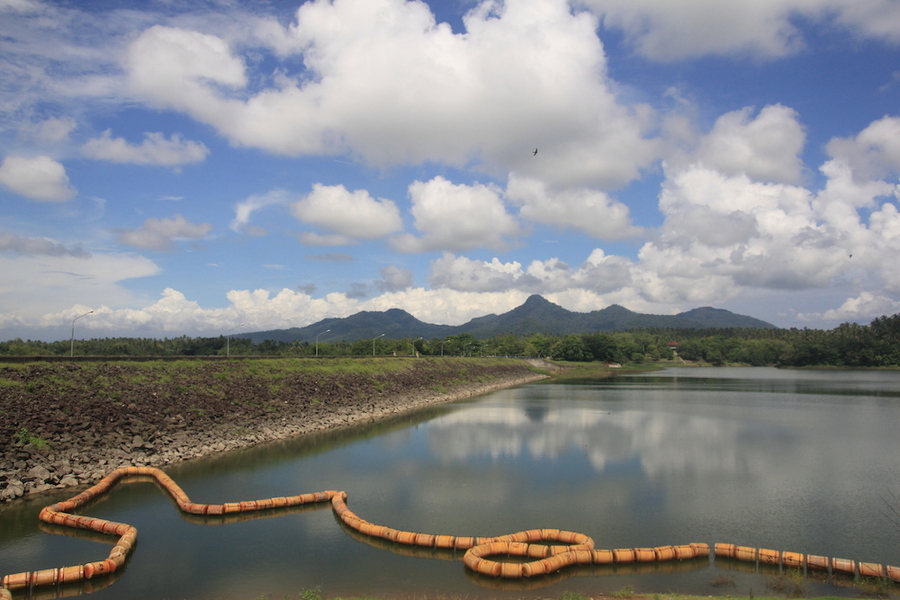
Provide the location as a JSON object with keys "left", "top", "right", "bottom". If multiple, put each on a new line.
{"left": 242, "top": 295, "right": 776, "bottom": 343}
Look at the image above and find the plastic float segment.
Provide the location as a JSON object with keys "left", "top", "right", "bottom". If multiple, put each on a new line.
{"left": 5, "top": 465, "right": 900, "bottom": 598}
{"left": 858, "top": 562, "right": 884, "bottom": 578}
{"left": 782, "top": 551, "right": 804, "bottom": 568}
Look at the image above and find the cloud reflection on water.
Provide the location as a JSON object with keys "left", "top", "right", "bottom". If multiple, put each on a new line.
{"left": 427, "top": 393, "right": 790, "bottom": 480}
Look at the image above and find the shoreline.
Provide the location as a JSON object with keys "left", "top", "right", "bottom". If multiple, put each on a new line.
{"left": 1, "top": 360, "right": 547, "bottom": 503}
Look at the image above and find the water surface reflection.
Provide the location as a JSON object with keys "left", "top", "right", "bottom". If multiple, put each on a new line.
{"left": 1, "top": 367, "right": 899, "bottom": 600}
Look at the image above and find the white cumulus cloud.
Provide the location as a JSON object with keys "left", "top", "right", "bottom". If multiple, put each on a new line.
{"left": 825, "top": 115, "right": 900, "bottom": 182}
{"left": 231, "top": 189, "right": 296, "bottom": 235}
{"left": 578, "top": 0, "right": 900, "bottom": 61}
{"left": 124, "top": 0, "right": 656, "bottom": 188}
{"left": 798, "top": 291, "right": 900, "bottom": 324}
{"left": 0, "top": 232, "right": 90, "bottom": 257}
{"left": 126, "top": 25, "right": 247, "bottom": 111}
{"left": 291, "top": 183, "right": 402, "bottom": 244}
{"left": 82, "top": 130, "right": 209, "bottom": 166}
{"left": 692, "top": 104, "right": 806, "bottom": 184}
{"left": 428, "top": 250, "right": 635, "bottom": 295}
{"left": 19, "top": 116, "right": 77, "bottom": 144}
{"left": 117, "top": 214, "right": 213, "bottom": 251}
{"left": 376, "top": 265, "right": 414, "bottom": 293}
{"left": 0, "top": 251, "right": 160, "bottom": 322}
{"left": 392, "top": 176, "right": 521, "bottom": 253}
{"left": 0, "top": 155, "right": 75, "bottom": 201}
{"left": 507, "top": 174, "right": 643, "bottom": 239}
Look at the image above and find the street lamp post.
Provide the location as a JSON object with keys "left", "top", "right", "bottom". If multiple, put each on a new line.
{"left": 70, "top": 310, "right": 94, "bottom": 357}
{"left": 316, "top": 329, "right": 330, "bottom": 357}
{"left": 227, "top": 323, "right": 245, "bottom": 356}
{"left": 373, "top": 333, "right": 384, "bottom": 356}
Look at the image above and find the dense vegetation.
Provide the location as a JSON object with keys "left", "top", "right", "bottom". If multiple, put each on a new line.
{"left": 3, "top": 313, "right": 900, "bottom": 368}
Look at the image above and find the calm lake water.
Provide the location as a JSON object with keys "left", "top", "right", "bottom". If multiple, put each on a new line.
{"left": 2, "top": 366, "right": 900, "bottom": 600}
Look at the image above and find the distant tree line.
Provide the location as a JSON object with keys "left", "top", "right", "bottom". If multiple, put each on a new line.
{"left": 3, "top": 313, "right": 900, "bottom": 367}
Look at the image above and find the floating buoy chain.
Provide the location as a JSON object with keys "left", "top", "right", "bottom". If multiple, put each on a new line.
{"left": 713, "top": 543, "right": 900, "bottom": 581}
{"left": 2, "top": 466, "right": 899, "bottom": 599}
{"left": 0, "top": 467, "right": 341, "bottom": 598}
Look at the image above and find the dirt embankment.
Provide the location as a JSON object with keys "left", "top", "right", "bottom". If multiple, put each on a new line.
{"left": 0, "top": 358, "right": 546, "bottom": 502}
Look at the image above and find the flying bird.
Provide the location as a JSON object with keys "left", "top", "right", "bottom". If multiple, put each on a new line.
{"left": 533, "top": 148, "right": 538, "bottom": 156}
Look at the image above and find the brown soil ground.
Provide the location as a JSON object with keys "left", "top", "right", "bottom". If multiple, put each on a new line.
{"left": 0, "top": 358, "right": 546, "bottom": 502}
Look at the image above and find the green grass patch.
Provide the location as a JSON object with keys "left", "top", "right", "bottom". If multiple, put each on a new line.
{"left": 13, "top": 427, "right": 52, "bottom": 450}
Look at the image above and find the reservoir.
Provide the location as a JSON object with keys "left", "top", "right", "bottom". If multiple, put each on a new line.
{"left": 2, "top": 366, "right": 900, "bottom": 599}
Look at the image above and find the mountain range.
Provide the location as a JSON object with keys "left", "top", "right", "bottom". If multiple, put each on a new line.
{"left": 239, "top": 295, "right": 777, "bottom": 344}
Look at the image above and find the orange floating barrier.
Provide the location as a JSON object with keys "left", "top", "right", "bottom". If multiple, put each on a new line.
{"left": 572, "top": 549, "right": 593, "bottom": 564}
{"left": 342, "top": 515, "right": 361, "bottom": 529}
{"left": 735, "top": 546, "right": 758, "bottom": 562}
{"left": 2, "top": 572, "right": 30, "bottom": 590}
{"left": 521, "top": 560, "right": 546, "bottom": 577}
{"left": 613, "top": 548, "right": 635, "bottom": 563}
{"left": 522, "top": 529, "right": 543, "bottom": 543}
{"left": 500, "top": 562, "right": 522, "bottom": 578}
{"left": 381, "top": 527, "right": 400, "bottom": 543}
{"left": 886, "top": 565, "right": 900, "bottom": 582}
{"left": 635, "top": 548, "right": 656, "bottom": 562}
{"left": 396, "top": 530, "right": 417, "bottom": 545}
{"left": 455, "top": 536, "right": 475, "bottom": 549}
{"left": 832, "top": 558, "right": 856, "bottom": 574}
{"left": 475, "top": 558, "right": 501, "bottom": 577}
{"left": 542, "top": 553, "right": 571, "bottom": 573}
{"left": 715, "top": 543, "right": 736, "bottom": 558}
{"left": 508, "top": 542, "right": 530, "bottom": 556}
{"left": 555, "top": 530, "right": 583, "bottom": 545}
{"left": 858, "top": 562, "right": 884, "bottom": 578}
{"left": 58, "top": 565, "right": 84, "bottom": 584}
{"left": 654, "top": 545, "right": 676, "bottom": 561}
{"left": 462, "top": 552, "right": 482, "bottom": 571}
{"left": 479, "top": 541, "right": 504, "bottom": 556}
{"left": 4, "top": 464, "right": 897, "bottom": 599}
{"left": 32, "top": 568, "right": 58, "bottom": 587}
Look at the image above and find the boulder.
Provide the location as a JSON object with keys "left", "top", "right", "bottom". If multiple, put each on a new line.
{"left": 26, "top": 464, "right": 52, "bottom": 482}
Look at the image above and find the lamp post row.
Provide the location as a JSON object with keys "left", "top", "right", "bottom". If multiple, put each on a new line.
{"left": 373, "top": 333, "right": 384, "bottom": 356}
{"left": 69, "top": 318, "right": 441, "bottom": 358}
{"left": 70, "top": 310, "right": 94, "bottom": 357}
{"left": 316, "top": 329, "right": 330, "bottom": 356}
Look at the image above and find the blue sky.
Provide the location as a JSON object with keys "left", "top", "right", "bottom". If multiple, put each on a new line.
{"left": 1, "top": 0, "right": 899, "bottom": 341}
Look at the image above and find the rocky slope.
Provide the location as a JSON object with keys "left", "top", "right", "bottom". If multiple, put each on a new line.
{"left": 0, "top": 358, "right": 545, "bottom": 502}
